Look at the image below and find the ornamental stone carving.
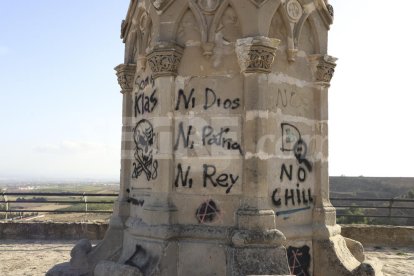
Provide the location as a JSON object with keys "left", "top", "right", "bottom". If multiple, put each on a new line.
{"left": 327, "top": 4, "right": 334, "bottom": 17}
{"left": 235, "top": 36, "right": 280, "bottom": 73}
{"left": 309, "top": 54, "right": 337, "bottom": 86}
{"left": 151, "top": 0, "right": 175, "bottom": 13}
{"left": 196, "top": 0, "right": 221, "bottom": 14}
{"left": 147, "top": 42, "right": 184, "bottom": 78}
{"left": 286, "top": 0, "right": 303, "bottom": 22}
{"left": 114, "top": 63, "right": 137, "bottom": 94}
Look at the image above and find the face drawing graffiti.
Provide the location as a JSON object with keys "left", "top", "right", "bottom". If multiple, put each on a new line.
{"left": 132, "top": 119, "right": 158, "bottom": 180}
{"left": 281, "top": 123, "right": 312, "bottom": 172}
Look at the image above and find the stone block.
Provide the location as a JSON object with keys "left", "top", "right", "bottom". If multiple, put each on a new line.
{"left": 94, "top": 261, "right": 142, "bottom": 276}
{"left": 229, "top": 246, "right": 290, "bottom": 276}
{"left": 178, "top": 242, "right": 227, "bottom": 276}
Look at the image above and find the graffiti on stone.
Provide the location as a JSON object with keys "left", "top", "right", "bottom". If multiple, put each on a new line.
{"left": 132, "top": 119, "right": 158, "bottom": 180}
{"left": 287, "top": 245, "right": 311, "bottom": 276}
{"left": 272, "top": 123, "right": 313, "bottom": 211}
{"left": 195, "top": 199, "right": 220, "bottom": 224}
{"left": 134, "top": 75, "right": 157, "bottom": 116}
{"left": 174, "top": 163, "right": 239, "bottom": 194}
{"left": 175, "top": 87, "right": 240, "bottom": 111}
{"left": 174, "top": 122, "right": 243, "bottom": 155}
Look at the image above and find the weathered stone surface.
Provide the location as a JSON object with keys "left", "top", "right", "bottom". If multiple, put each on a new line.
{"left": 94, "top": 261, "right": 142, "bottom": 276}
{"left": 48, "top": 0, "right": 381, "bottom": 275}
{"left": 0, "top": 222, "right": 108, "bottom": 240}
{"left": 69, "top": 239, "right": 92, "bottom": 274}
{"left": 229, "top": 246, "right": 290, "bottom": 276}
{"left": 46, "top": 262, "right": 87, "bottom": 276}
{"left": 345, "top": 237, "right": 365, "bottom": 263}
{"left": 341, "top": 225, "right": 414, "bottom": 247}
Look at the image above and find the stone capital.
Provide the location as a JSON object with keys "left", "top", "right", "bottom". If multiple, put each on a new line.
{"left": 235, "top": 36, "right": 280, "bottom": 74}
{"left": 114, "top": 63, "right": 137, "bottom": 94}
{"left": 309, "top": 54, "right": 338, "bottom": 87}
{"left": 147, "top": 42, "right": 184, "bottom": 79}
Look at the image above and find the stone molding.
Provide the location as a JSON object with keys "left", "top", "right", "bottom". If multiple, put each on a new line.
{"left": 151, "top": 0, "right": 175, "bottom": 13}
{"left": 147, "top": 42, "right": 184, "bottom": 79}
{"left": 114, "top": 63, "right": 137, "bottom": 94}
{"left": 249, "top": 0, "right": 271, "bottom": 8}
{"left": 286, "top": 0, "right": 303, "bottom": 22}
{"left": 235, "top": 36, "right": 280, "bottom": 74}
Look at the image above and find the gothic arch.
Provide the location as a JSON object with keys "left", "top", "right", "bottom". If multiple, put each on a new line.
{"left": 295, "top": 12, "right": 321, "bottom": 54}
{"left": 269, "top": 3, "right": 294, "bottom": 51}
{"left": 173, "top": 3, "right": 205, "bottom": 46}
{"left": 208, "top": 0, "right": 233, "bottom": 42}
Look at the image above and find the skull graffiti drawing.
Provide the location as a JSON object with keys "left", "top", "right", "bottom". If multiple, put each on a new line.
{"left": 132, "top": 119, "right": 158, "bottom": 180}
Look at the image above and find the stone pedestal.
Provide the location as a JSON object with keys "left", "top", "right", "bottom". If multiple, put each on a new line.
{"left": 48, "top": 0, "right": 382, "bottom": 275}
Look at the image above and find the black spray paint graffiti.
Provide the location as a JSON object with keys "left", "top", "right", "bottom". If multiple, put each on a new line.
{"left": 132, "top": 119, "right": 158, "bottom": 180}
{"left": 174, "top": 163, "right": 239, "bottom": 194}
{"left": 125, "top": 244, "right": 159, "bottom": 275}
{"left": 127, "top": 197, "right": 145, "bottom": 207}
{"left": 271, "top": 163, "right": 314, "bottom": 208}
{"left": 271, "top": 123, "right": 314, "bottom": 209}
{"left": 195, "top": 200, "right": 220, "bottom": 224}
{"left": 136, "top": 75, "right": 155, "bottom": 91}
{"left": 281, "top": 123, "right": 312, "bottom": 172}
{"left": 174, "top": 122, "right": 243, "bottom": 155}
{"left": 134, "top": 89, "right": 157, "bottom": 116}
{"left": 134, "top": 75, "right": 157, "bottom": 116}
{"left": 175, "top": 87, "right": 240, "bottom": 111}
{"left": 287, "top": 246, "right": 311, "bottom": 276}
{"left": 271, "top": 187, "right": 313, "bottom": 208}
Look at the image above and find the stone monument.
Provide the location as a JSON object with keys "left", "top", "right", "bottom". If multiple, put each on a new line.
{"left": 48, "top": 0, "right": 382, "bottom": 275}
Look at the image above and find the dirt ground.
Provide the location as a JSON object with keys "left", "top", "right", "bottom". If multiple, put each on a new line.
{"left": 18, "top": 213, "right": 111, "bottom": 223}
{"left": 365, "top": 246, "right": 414, "bottom": 275}
{"left": 0, "top": 241, "right": 412, "bottom": 275}
{"left": 0, "top": 240, "right": 76, "bottom": 276}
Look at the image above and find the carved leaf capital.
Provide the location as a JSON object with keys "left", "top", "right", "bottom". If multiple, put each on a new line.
{"left": 114, "top": 64, "right": 137, "bottom": 94}
{"left": 147, "top": 42, "right": 184, "bottom": 79}
{"left": 235, "top": 36, "right": 280, "bottom": 74}
{"left": 309, "top": 54, "right": 338, "bottom": 87}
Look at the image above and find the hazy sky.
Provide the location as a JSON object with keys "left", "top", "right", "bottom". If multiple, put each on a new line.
{"left": 0, "top": 0, "right": 413, "bottom": 180}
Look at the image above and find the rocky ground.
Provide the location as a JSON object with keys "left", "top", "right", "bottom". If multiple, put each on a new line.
{"left": 0, "top": 241, "right": 412, "bottom": 275}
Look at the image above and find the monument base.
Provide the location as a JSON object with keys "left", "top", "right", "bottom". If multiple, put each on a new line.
{"left": 314, "top": 234, "right": 383, "bottom": 276}
{"left": 48, "top": 222, "right": 292, "bottom": 276}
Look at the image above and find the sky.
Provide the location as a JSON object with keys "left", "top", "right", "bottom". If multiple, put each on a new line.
{"left": 0, "top": 0, "right": 413, "bottom": 180}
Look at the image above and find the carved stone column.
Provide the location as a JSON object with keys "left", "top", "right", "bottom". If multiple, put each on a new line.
{"left": 114, "top": 63, "right": 136, "bottom": 207}
{"left": 135, "top": 42, "right": 183, "bottom": 227}
{"left": 229, "top": 36, "right": 290, "bottom": 275}
{"left": 234, "top": 36, "right": 283, "bottom": 232}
